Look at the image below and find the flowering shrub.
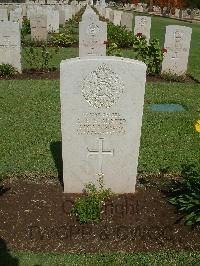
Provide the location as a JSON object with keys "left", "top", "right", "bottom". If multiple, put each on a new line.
{"left": 49, "top": 33, "right": 76, "bottom": 47}
{"left": 133, "top": 34, "right": 165, "bottom": 75}
{"left": 195, "top": 120, "right": 200, "bottom": 133}
{"left": 107, "top": 42, "right": 123, "bottom": 57}
{"left": 167, "top": 164, "right": 200, "bottom": 226}
{"left": 107, "top": 23, "right": 135, "bottom": 48}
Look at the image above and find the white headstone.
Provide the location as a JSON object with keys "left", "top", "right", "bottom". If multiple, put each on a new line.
{"left": 82, "top": 5, "right": 98, "bottom": 21}
{"left": 100, "top": 0, "right": 106, "bottom": 8}
{"left": 30, "top": 15, "right": 48, "bottom": 42}
{"left": 105, "top": 8, "right": 112, "bottom": 20}
{"left": 47, "top": 9, "right": 59, "bottom": 33}
{"left": 58, "top": 6, "right": 65, "bottom": 25}
{"left": 79, "top": 16, "right": 107, "bottom": 57}
{"left": 113, "top": 10, "right": 122, "bottom": 26}
{"left": 10, "top": 8, "right": 23, "bottom": 28}
{"left": 121, "top": 12, "right": 133, "bottom": 31}
{"left": 0, "top": 8, "right": 8, "bottom": 22}
{"left": 60, "top": 57, "right": 147, "bottom": 193}
{"left": 0, "top": 21, "right": 21, "bottom": 73}
{"left": 109, "top": 9, "right": 114, "bottom": 23}
{"left": 134, "top": 16, "right": 151, "bottom": 42}
{"left": 64, "top": 6, "right": 73, "bottom": 21}
{"left": 162, "top": 25, "right": 192, "bottom": 76}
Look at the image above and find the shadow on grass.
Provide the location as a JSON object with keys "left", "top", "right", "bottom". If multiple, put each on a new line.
{"left": 50, "top": 141, "right": 63, "bottom": 188}
{"left": 0, "top": 238, "right": 19, "bottom": 265}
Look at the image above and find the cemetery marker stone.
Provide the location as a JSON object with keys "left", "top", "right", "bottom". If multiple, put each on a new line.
{"left": 0, "top": 8, "right": 8, "bottom": 22}
{"left": 113, "top": 10, "right": 122, "bottom": 26}
{"left": 60, "top": 57, "right": 147, "bottom": 193}
{"left": 134, "top": 16, "right": 151, "bottom": 42}
{"left": 121, "top": 12, "right": 133, "bottom": 31}
{"left": 30, "top": 15, "right": 48, "bottom": 41}
{"left": 0, "top": 21, "right": 21, "bottom": 73}
{"left": 79, "top": 14, "right": 107, "bottom": 57}
{"left": 162, "top": 25, "right": 192, "bottom": 76}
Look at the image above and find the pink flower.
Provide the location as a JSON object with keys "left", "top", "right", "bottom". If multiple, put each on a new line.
{"left": 162, "top": 48, "right": 167, "bottom": 53}
{"left": 136, "top": 33, "right": 142, "bottom": 37}
{"left": 103, "top": 40, "right": 109, "bottom": 45}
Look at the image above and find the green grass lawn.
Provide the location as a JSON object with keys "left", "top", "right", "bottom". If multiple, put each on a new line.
{"left": 1, "top": 80, "right": 200, "bottom": 179}
{"left": 1, "top": 250, "right": 200, "bottom": 265}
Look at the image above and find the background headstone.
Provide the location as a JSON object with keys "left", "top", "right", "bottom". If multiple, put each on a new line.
{"left": 10, "top": 8, "right": 23, "bottom": 28}
{"left": 0, "top": 8, "right": 8, "bottom": 22}
{"left": 0, "top": 21, "right": 21, "bottom": 73}
{"left": 47, "top": 9, "right": 59, "bottom": 33}
{"left": 79, "top": 14, "right": 107, "bottom": 57}
{"left": 134, "top": 16, "right": 151, "bottom": 42}
{"left": 113, "top": 10, "right": 122, "bottom": 26}
{"left": 121, "top": 12, "right": 133, "bottom": 31}
{"left": 162, "top": 25, "right": 192, "bottom": 76}
{"left": 30, "top": 15, "right": 48, "bottom": 41}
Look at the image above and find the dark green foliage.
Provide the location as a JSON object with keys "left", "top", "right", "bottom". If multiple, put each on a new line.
{"left": 185, "top": 0, "right": 200, "bottom": 8}
{"left": 161, "top": 73, "right": 186, "bottom": 82}
{"left": 107, "top": 23, "right": 135, "bottom": 48}
{"left": 23, "top": 45, "right": 58, "bottom": 71}
{"left": 168, "top": 164, "right": 200, "bottom": 226}
{"left": 71, "top": 176, "right": 112, "bottom": 224}
{"left": 0, "top": 64, "right": 16, "bottom": 77}
{"left": 22, "top": 37, "right": 48, "bottom": 47}
{"left": 21, "top": 17, "right": 31, "bottom": 38}
{"left": 49, "top": 33, "right": 76, "bottom": 47}
{"left": 107, "top": 42, "right": 123, "bottom": 56}
{"left": 133, "top": 34, "right": 164, "bottom": 75}
{"left": 64, "top": 19, "right": 78, "bottom": 35}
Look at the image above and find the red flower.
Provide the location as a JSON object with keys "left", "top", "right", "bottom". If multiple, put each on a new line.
{"left": 162, "top": 48, "right": 167, "bottom": 53}
{"left": 136, "top": 33, "right": 142, "bottom": 37}
{"left": 103, "top": 40, "right": 109, "bottom": 45}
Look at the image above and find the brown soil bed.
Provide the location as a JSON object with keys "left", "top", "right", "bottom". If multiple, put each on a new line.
{"left": 0, "top": 71, "right": 198, "bottom": 84}
{"left": 0, "top": 177, "right": 200, "bottom": 253}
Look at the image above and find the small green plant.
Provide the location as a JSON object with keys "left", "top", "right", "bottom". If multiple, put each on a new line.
{"left": 107, "top": 42, "right": 123, "bottom": 57}
{"left": 21, "top": 17, "right": 31, "bottom": 38}
{"left": 71, "top": 174, "right": 113, "bottom": 224}
{"left": 64, "top": 19, "right": 78, "bottom": 35}
{"left": 22, "top": 37, "right": 48, "bottom": 48}
{"left": 49, "top": 33, "right": 76, "bottom": 47}
{"left": 107, "top": 23, "right": 135, "bottom": 48}
{"left": 24, "top": 44, "right": 58, "bottom": 71}
{"left": 167, "top": 164, "right": 200, "bottom": 226}
{"left": 161, "top": 73, "right": 186, "bottom": 82}
{"left": 133, "top": 34, "right": 165, "bottom": 75}
{"left": 0, "top": 64, "right": 16, "bottom": 77}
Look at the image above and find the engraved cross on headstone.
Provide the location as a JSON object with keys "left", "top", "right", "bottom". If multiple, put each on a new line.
{"left": 87, "top": 138, "right": 114, "bottom": 174}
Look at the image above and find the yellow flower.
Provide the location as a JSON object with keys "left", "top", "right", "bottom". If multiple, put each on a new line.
{"left": 195, "top": 120, "right": 200, "bottom": 133}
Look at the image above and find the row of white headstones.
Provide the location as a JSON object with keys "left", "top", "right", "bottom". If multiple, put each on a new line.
{"left": 0, "top": 4, "right": 192, "bottom": 76}
{"left": 61, "top": 6, "right": 192, "bottom": 193}
{"left": 0, "top": 3, "right": 84, "bottom": 31}
{"left": 94, "top": 6, "right": 192, "bottom": 76}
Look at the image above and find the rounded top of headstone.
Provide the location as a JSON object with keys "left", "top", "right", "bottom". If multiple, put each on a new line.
{"left": 166, "top": 25, "right": 192, "bottom": 33}
{"left": 60, "top": 56, "right": 147, "bottom": 71}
